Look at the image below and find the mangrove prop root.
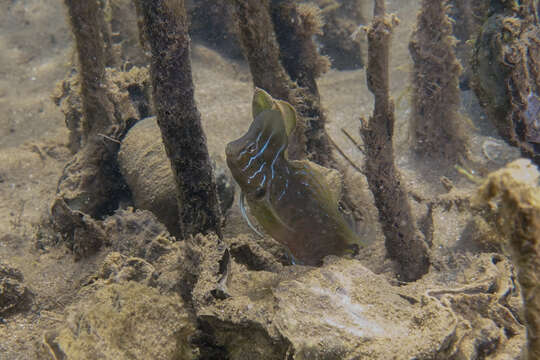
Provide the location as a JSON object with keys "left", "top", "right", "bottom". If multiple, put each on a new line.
{"left": 271, "top": 2, "right": 333, "bottom": 166}
{"left": 64, "top": 0, "right": 115, "bottom": 141}
{"left": 409, "top": 0, "right": 468, "bottom": 162}
{"left": 52, "top": 67, "right": 151, "bottom": 255}
{"left": 447, "top": 0, "right": 489, "bottom": 78}
{"left": 233, "top": 0, "right": 334, "bottom": 165}
{"left": 360, "top": 0, "right": 430, "bottom": 282}
{"left": 232, "top": 0, "right": 293, "bottom": 102}
{"left": 232, "top": 0, "right": 306, "bottom": 160}
{"left": 53, "top": 2, "right": 137, "bottom": 255}
{"left": 135, "top": 0, "right": 222, "bottom": 239}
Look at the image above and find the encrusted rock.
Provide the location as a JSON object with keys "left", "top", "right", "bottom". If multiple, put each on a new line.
{"left": 177, "top": 232, "right": 526, "bottom": 360}
{"left": 473, "top": 159, "right": 540, "bottom": 359}
{"left": 102, "top": 207, "right": 174, "bottom": 262}
{"left": 196, "top": 257, "right": 458, "bottom": 359}
{"left": 225, "top": 234, "right": 286, "bottom": 272}
{"left": 0, "top": 263, "right": 31, "bottom": 315}
{"left": 472, "top": 6, "right": 540, "bottom": 165}
{"left": 49, "top": 282, "right": 198, "bottom": 360}
{"left": 97, "top": 252, "right": 157, "bottom": 286}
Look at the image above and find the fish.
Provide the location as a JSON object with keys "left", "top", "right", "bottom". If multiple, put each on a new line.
{"left": 225, "top": 88, "right": 365, "bottom": 266}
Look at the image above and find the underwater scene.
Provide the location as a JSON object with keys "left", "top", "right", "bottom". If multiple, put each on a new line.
{"left": 0, "top": 0, "right": 539, "bottom": 359}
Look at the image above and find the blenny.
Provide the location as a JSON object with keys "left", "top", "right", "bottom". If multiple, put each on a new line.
{"left": 226, "top": 88, "right": 365, "bottom": 266}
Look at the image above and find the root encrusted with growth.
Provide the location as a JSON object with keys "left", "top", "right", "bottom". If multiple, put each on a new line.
{"left": 135, "top": 0, "right": 222, "bottom": 239}
{"left": 472, "top": 1, "right": 540, "bottom": 165}
{"left": 63, "top": 0, "right": 116, "bottom": 141}
{"left": 360, "top": 0, "right": 430, "bottom": 282}
{"left": 271, "top": 2, "right": 333, "bottom": 165}
{"left": 53, "top": 3, "right": 150, "bottom": 255}
{"left": 232, "top": 0, "right": 332, "bottom": 165}
{"left": 409, "top": 0, "right": 469, "bottom": 162}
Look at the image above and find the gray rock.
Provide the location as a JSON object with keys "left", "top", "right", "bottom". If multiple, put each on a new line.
{"left": 118, "top": 117, "right": 235, "bottom": 237}
{"left": 195, "top": 257, "right": 457, "bottom": 359}
{"left": 186, "top": 240, "right": 525, "bottom": 360}
{"left": 118, "top": 118, "right": 180, "bottom": 236}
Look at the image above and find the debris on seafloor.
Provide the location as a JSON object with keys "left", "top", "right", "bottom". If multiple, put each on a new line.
{"left": 100, "top": 208, "right": 173, "bottom": 262}
{"left": 226, "top": 89, "right": 365, "bottom": 266}
{"left": 360, "top": 0, "right": 430, "bottom": 282}
{"left": 474, "top": 159, "right": 540, "bottom": 360}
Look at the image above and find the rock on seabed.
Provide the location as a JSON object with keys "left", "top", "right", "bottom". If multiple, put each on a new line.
{"left": 198, "top": 257, "right": 457, "bottom": 359}
{"left": 45, "top": 229, "right": 525, "bottom": 359}
{"left": 51, "top": 282, "right": 197, "bottom": 360}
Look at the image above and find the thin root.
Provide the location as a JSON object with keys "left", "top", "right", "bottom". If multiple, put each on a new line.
{"left": 341, "top": 127, "right": 366, "bottom": 154}
{"left": 328, "top": 134, "right": 365, "bottom": 175}
{"left": 98, "top": 133, "right": 121, "bottom": 144}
